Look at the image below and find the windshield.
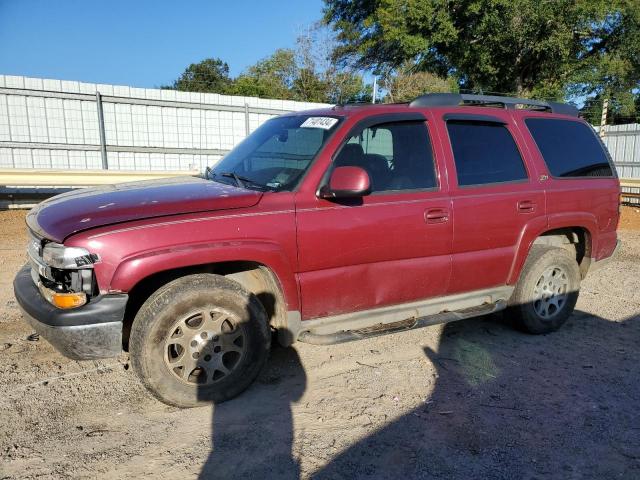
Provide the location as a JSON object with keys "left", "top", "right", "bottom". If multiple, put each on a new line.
{"left": 209, "top": 114, "right": 341, "bottom": 191}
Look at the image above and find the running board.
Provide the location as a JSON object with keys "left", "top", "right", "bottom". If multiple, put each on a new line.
{"left": 296, "top": 287, "right": 512, "bottom": 346}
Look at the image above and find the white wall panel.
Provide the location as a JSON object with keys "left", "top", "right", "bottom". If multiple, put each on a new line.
{"left": 81, "top": 101, "right": 100, "bottom": 144}
{"left": 32, "top": 149, "right": 51, "bottom": 168}
{"left": 102, "top": 102, "right": 117, "bottom": 147}
{"left": 64, "top": 100, "right": 85, "bottom": 144}
{"left": 26, "top": 97, "right": 48, "bottom": 142}
{"left": 8, "top": 95, "right": 29, "bottom": 142}
{"left": 176, "top": 107, "right": 193, "bottom": 148}
{"left": 68, "top": 150, "right": 86, "bottom": 169}
{"left": 45, "top": 97, "right": 66, "bottom": 143}
{"left": 0, "top": 95, "right": 11, "bottom": 141}
{"left": 50, "top": 150, "right": 69, "bottom": 169}
{"left": 131, "top": 104, "right": 148, "bottom": 147}
{"left": 87, "top": 150, "right": 103, "bottom": 169}
{"left": 114, "top": 103, "right": 133, "bottom": 145}
{"left": 0, "top": 75, "right": 332, "bottom": 172}
{"left": 146, "top": 105, "right": 163, "bottom": 147}
{"left": 13, "top": 148, "right": 32, "bottom": 168}
{"left": 0, "top": 148, "right": 13, "bottom": 167}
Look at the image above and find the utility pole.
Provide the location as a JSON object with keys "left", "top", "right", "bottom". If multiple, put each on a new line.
{"left": 95, "top": 92, "right": 108, "bottom": 170}
{"left": 599, "top": 97, "right": 609, "bottom": 138}
{"left": 372, "top": 77, "right": 377, "bottom": 104}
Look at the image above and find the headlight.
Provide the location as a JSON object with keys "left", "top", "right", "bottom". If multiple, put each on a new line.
{"left": 42, "top": 243, "right": 98, "bottom": 269}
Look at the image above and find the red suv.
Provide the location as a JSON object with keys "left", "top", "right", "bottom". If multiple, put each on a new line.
{"left": 14, "top": 93, "right": 620, "bottom": 407}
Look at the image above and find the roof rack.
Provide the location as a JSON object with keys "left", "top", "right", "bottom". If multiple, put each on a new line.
{"left": 332, "top": 101, "right": 373, "bottom": 109}
{"left": 409, "top": 93, "right": 578, "bottom": 117}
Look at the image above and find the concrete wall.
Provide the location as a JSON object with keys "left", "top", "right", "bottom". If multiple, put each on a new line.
{"left": 0, "top": 75, "right": 330, "bottom": 172}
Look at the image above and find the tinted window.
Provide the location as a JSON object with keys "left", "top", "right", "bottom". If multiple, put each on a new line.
{"left": 525, "top": 119, "right": 613, "bottom": 178}
{"left": 447, "top": 121, "right": 528, "bottom": 186}
{"left": 335, "top": 121, "right": 436, "bottom": 192}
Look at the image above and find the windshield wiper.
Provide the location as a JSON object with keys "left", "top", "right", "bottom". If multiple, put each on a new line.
{"left": 214, "top": 172, "right": 275, "bottom": 191}
{"left": 219, "top": 172, "right": 246, "bottom": 188}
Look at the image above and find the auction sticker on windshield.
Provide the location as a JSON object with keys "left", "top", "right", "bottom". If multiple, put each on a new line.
{"left": 300, "top": 117, "right": 339, "bottom": 130}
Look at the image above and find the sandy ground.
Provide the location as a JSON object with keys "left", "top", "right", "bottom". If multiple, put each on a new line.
{"left": 1, "top": 208, "right": 639, "bottom": 479}
{"left": 620, "top": 204, "right": 640, "bottom": 230}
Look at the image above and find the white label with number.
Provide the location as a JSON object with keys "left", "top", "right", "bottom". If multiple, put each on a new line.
{"left": 300, "top": 117, "right": 338, "bottom": 130}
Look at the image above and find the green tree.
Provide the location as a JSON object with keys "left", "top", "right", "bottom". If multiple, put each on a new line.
{"left": 581, "top": 93, "right": 640, "bottom": 126}
{"left": 295, "top": 23, "right": 371, "bottom": 103}
{"left": 171, "top": 58, "right": 232, "bottom": 93}
{"left": 380, "top": 63, "right": 457, "bottom": 103}
{"left": 324, "top": 0, "right": 640, "bottom": 101}
{"left": 327, "top": 71, "right": 371, "bottom": 103}
{"left": 167, "top": 26, "right": 372, "bottom": 103}
{"left": 230, "top": 26, "right": 371, "bottom": 103}
{"left": 230, "top": 49, "right": 298, "bottom": 99}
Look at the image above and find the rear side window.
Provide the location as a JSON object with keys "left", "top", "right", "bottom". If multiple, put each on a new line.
{"left": 447, "top": 121, "right": 528, "bottom": 186}
{"left": 525, "top": 119, "right": 613, "bottom": 178}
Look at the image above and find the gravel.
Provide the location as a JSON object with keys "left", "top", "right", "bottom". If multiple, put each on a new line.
{"left": 1, "top": 209, "right": 639, "bottom": 480}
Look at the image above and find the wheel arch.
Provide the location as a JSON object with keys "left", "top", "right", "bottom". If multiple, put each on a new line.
{"left": 509, "top": 222, "right": 594, "bottom": 284}
{"left": 120, "top": 260, "right": 296, "bottom": 351}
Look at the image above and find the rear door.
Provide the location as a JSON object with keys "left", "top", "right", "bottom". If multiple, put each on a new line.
{"left": 436, "top": 111, "right": 546, "bottom": 294}
{"left": 294, "top": 114, "right": 452, "bottom": 320}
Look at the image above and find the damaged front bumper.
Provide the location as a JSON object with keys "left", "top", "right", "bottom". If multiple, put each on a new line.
{"left": 13, "top": 265, "right": 128, "bottom": 360}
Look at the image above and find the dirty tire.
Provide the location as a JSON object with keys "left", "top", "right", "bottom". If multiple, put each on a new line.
{"left": 129, "top": 274, "right": 271, "bottom": 407}
{"left": 508, "top": 246, "right": 580, "bottom": 334}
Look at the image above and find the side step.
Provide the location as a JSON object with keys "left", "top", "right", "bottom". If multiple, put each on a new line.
{"left": 297, "top": 300, "right": 506, "bottom": 346}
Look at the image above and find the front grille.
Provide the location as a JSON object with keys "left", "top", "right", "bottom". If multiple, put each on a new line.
{"left": 27, "top": 231, "right": 53, "bottom": 284}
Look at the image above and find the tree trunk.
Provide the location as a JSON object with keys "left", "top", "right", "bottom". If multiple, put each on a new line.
{"left": 515, "top": 76, "right": 525, "bottom": 97}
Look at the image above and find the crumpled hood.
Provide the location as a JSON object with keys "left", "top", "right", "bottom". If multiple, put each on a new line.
{"left": 27, "top": 176, "right": 262, "bottom": 242}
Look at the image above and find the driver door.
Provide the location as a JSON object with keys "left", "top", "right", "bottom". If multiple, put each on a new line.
{"left": 294, "top": 115, "right": 452, "bottom": 320}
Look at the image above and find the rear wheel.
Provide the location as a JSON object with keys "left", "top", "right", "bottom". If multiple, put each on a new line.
{"left": 129, "top": 274, "right": 271, "bottom": 407}
{"left": 508, "top": 246, "right": 581, "bottom": 334}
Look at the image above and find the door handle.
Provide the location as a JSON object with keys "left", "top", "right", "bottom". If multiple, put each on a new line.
{"left": 424, "top": 208, "right": 449, "bottom": 224}
{"left": 517, "top": 200, "right": 536, "bottom": 213}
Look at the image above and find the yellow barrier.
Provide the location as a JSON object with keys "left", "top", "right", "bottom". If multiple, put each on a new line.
{"left": 0, "top": 168, "right": 200, "bottom": 187}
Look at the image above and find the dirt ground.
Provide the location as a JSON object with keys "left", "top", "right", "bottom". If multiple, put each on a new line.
{"left": 619, "top": 203, "right": 640, "bottom": 230}
{"left": 1, "top": 208, "right": 639, "bottom": 479}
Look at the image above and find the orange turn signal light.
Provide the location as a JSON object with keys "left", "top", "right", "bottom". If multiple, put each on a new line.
{"left": 39, "top": 284, "right": 87, "bottom": 309}
{"left": 51, "top": 292, "right": 87, "bottom": 309}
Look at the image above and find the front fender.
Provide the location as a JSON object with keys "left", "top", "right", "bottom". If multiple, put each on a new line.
{"left": 64, "top": 198, "right": 299, "bottom": 311}
{"left": 109, "top": 240, "right": 300, "bottom": 311}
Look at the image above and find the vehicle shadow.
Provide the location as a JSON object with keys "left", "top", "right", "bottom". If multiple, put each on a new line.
{"left": 313, "top": 310, "right": 640, "bottom": 479}
{"left": 198, "top": 330, "right": 307, "bottom": 479}
{"left": 196, "top": 302, "right": 640, "bottom": 479}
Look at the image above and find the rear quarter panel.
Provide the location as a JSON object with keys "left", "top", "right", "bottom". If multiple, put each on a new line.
{"left": 544, "top": 179, "right": 619, "bottom": 261}
{"left": 514, "top": 111, "right": 620, "bottom": 265}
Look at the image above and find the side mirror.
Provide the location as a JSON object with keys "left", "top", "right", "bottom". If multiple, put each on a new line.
{"left": 319, "top": 166, "right": 371, "bottom": 199}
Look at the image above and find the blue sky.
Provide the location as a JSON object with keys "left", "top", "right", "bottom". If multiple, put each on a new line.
{"left": 0, "top": 0, "right": 325, "bottom": 87}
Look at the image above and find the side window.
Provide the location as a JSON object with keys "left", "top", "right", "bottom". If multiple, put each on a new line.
{"left": 447, "top": 121, "right": 528, "bottom": 186}
{"left": 335, "top": 121, "right": 437, "bottom": 192}
{"left": 525, "top": 118, "right": 614, "bottom": 178}
{"left": 347, "top": 126, "right": 394, "bottom": 159}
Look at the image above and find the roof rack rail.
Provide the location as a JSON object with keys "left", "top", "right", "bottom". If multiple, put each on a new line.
{"left": 409, "top": 93, "right": 578, "bottom": 117}
{"left": 332, "top": 101, "right": 373, "bottom": 110}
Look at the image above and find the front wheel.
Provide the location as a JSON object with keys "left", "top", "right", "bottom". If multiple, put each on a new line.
{"left": 129, "top": 274, "right": 271, "bottom": 407}
{"left": 508, "top": 246, "right": 581, "bottom": 334}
